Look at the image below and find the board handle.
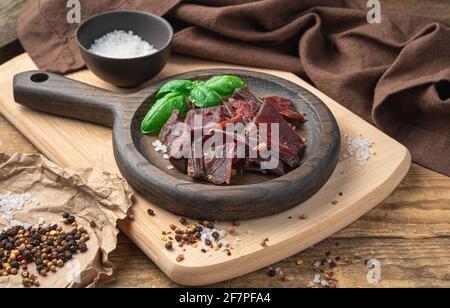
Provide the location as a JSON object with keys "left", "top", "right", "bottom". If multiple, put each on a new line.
{"left": 13, "top": 71, "right": 125, "bottom": 128}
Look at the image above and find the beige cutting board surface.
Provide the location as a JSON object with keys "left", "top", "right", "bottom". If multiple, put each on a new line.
{"left": 0, "top": 53, "right": 411, "bottom": 286}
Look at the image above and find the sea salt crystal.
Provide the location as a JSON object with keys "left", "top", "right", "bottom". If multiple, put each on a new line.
{"left": 284, "top": 275, "right": 295, "bottom": 282}
{"left": 0, "top": 192, "right": 39, "bottom": 227}
{"left": 167, "top": 165, "right": 175, "bottom": 170}
{"left": 218, "top": 239, "right": 228, "bottom": 251}
{"left": 344, "top": 134, "right": 375, "bottom": 167}
{"left": 200, "top": 227, "right": 226, "bottom": 244}
{"left": 152, "top": 140, "right": 162, "bottom": 147}
{"left": 88, "top": 30, "right": 158, "bottom": 59}
{"left": 313, "top": 274, "right": 321, "bottom": 284}
{"left": 163, "top": 154, "right": 170, "bottom": 160}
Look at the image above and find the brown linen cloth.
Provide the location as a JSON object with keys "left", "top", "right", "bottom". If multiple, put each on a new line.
{"left": 17, "top": 0, "right": 450, "bottom": 176}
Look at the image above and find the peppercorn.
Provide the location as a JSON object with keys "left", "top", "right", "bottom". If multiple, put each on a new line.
{"left": 212, "top": 232, "right": 220, "bottom": 240}
{"left": 78, "top": 244, "right": 88, "bottom": 253}
{"left": 206, "top": 222, "right": 215, "bottom": 229}
{"left": 67, "top": 216, "right": 76, "bottom": 224}
{"left": 22, "top": 278, "right": 31, "bottom": 288}
{"left": 64, "top": 251, "right": 72, "bottom": 261}
{"left": 10, "top": 261, "right": 20, "bottom": 269}
{"left": 62, "top": 212, "right": 70, "bottom": 219}
{"left": 69, "top": 246, "right": 77, "bottom": 254}
{"left": 147, "top": 209, "right": 155, "bottom": 216}
{"left": 176, "top": 254, "right": 185, "bottom": 262}
{"left": 57, "top": 260, "right": 64, "bottom": 267}
{"left": 10, "top": 268, "right": 18, "bottom": 275}
{"left": 175, "top": 234, "right": 182, "bottom": 242}
{"left": 179, "top": 218, "right": 188, "bottom": 225}
{"left": 267, "top": 267, "right": 276, "bottom": 277}
{"left": 165, "top": 241, "right": 173, "bottom": 250}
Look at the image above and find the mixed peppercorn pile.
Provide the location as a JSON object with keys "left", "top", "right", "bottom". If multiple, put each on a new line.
{"left": 0, "top": 213, "right": 90, "bottom": 287}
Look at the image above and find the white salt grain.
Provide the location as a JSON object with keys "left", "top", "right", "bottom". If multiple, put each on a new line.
{"left": 313, "top": 274, "right": 321, "bottom": 284}
{"left": 0, "top": 192, "right": 39, "bottom": 227}
{"left": 89, "top": 30, "right": 158, "bottom": 59}
{"left": 344, "top": 134, "right": 375, "bottom": 167}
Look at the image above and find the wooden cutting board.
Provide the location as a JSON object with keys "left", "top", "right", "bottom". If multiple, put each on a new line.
{"left": 0, "top": 53, "right": 411, "bottom": 286}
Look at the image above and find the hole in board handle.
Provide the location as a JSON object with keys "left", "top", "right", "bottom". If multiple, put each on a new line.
{"left": 30, "top": 73, "right": 49, "bottom": 83}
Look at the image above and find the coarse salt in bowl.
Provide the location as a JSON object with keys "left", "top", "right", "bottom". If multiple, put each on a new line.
{"left": 88, "top": 30, "right": 159, "bottom": 59}
{"left": 76, "top": 10, "right": 173, "bottom": 88}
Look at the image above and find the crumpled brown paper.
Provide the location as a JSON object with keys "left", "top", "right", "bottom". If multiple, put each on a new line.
{"left": 0, "top": 153, "right": 133, "bottom": 288}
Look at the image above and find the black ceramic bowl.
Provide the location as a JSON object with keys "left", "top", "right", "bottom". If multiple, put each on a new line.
{"left": 76, "top": 10, "right": 173, "bottom": 88}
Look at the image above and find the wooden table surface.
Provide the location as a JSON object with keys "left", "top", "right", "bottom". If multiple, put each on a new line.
{"left": 1, "top": 0, "right": 449, "bottom": 288}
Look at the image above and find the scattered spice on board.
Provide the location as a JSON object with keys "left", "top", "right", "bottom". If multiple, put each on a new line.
{"left": 160, "top": 218, "right": 241, "bottom": 259}
{"left": 0, "top": 214, "right": 90, "bottom": 288}
{"left": 261, "top": 238, "right": 269, "bottom": 248}
{"left": 165, "top": 241, "right": 173, "bottom": 250}
{"left": 176, "top": 254, "right": 185, "bottom": 262}
{"left": 147, "top": 209, "right": 155, "bottom": 216}
{"left": 299, "top": 214, "right": 308, "bottom": 220}
{"left": 331, "top": 200, "right": 338, "bottom": 205}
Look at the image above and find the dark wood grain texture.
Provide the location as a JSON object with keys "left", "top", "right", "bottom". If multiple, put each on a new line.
{"left": 13, "top": 69, "right": 341, "bottom": 221}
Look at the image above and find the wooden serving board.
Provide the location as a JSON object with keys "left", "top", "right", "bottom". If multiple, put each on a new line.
{"left": 0, "top": 53, "right": 411, "bottom": 286}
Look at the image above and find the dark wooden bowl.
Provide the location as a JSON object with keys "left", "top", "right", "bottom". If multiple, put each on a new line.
{"left": 76, "top": 10, "right": 173, "bottom": 88}
{"left": 13, "top": 69, "right": 340, "bottom": 221}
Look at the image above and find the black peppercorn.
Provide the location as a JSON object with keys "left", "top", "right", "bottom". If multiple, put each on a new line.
{"left": 67, "top": 216, "right": 76, "bottom": 224}
{"left": 212, "top": 232, "right": 220, "bottom": 240}
{"left": 36, "top": 264, "right": 46, "bottom": 272}
{"left": 165, "top": 241, "right": 173, "bottom": 250}
{"left": 206, "top": 222, "right": 215, "bottom": 229}
{"left": 69, "top": 246, "right": 77, "bottom": 254}
{"left": 62, "top": 212, "right": 70, "bottom": 219}
{"left": 78, "top": 244, "right": 88, "bottom": 253}
{"left": 267, "top": 267, "right": 276, "bottom": 277}
{"left": 64, "top": 251, "right": 72, "bottom": 260}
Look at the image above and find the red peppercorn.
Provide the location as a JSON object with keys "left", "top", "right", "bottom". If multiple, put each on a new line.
{"left": 16, "top": 255, "right": 24, "bottom": 262}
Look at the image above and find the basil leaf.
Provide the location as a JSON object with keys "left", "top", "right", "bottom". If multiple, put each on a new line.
{"left": 193, "top": 80, "right": 205, "bottom": 87}
{"left": 141, "top": 92, "right": 187, "bottom": 134}
{"left": 156, "top": 80, "right": 194, "bottom": 99}
{"left": 204, "top": 75, "right": 246, "bottom": 96}
{"left": 190, "top": 85, "right": 222, "bottom": 108}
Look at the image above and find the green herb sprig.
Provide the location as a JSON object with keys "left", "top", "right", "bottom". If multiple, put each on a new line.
{"left": 141, "top": 75, "right": 246, "bottom": 134}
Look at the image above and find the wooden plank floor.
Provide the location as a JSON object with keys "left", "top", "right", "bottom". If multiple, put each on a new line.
{"left": 1, "top": 0, "right": 449, "bottom": 288}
